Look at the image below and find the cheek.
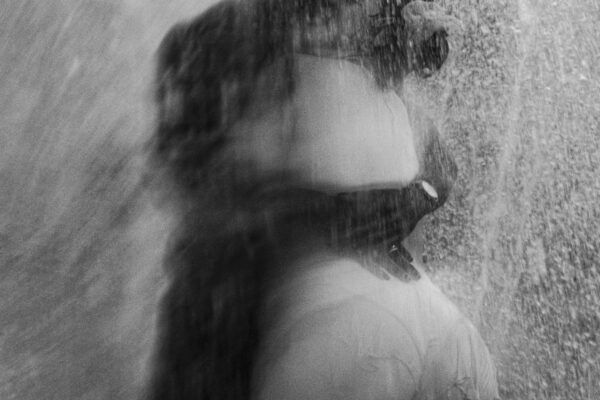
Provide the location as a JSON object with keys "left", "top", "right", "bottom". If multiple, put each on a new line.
{"left": 228, "top": 56, "right": 421, "bottom": 192}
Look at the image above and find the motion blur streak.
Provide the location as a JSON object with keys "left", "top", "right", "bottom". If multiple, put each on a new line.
{"left": 0, "top": 1, "right": 216, "bottom": 399}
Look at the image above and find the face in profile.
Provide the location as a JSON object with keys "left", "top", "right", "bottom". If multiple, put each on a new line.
{"left": 153, "top": 0, "right": 459, "bottom": 220}
{"left": 146, "top": 2, "right": 472, "bottom": 400}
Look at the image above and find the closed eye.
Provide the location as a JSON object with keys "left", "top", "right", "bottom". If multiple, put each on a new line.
{"left": 417, "top": 30, "right": 449, "bottom": 76}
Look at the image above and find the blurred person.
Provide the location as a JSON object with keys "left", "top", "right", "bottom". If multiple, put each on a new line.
{"left": 146, "top": 0, "right": 498, "bottom": 399}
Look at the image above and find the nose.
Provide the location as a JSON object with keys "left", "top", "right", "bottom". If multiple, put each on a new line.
{"left": 418, "top": 123, "right": 458, "bottom": 206}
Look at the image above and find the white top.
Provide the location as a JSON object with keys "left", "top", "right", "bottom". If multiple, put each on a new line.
{"left": 254, "top": 256, "right": 499, "bottom": 400}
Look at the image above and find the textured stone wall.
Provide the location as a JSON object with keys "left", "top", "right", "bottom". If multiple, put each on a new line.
{"left": 409, "top": 1, "right": 600, "bottom": 398}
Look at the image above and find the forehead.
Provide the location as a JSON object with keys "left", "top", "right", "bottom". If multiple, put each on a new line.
{"left": 227, "top": 55, "right": 420, "bottom": 192}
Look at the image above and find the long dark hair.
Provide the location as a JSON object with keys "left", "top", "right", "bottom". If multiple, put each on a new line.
{"left": 146, "top": 1, "right": 455, "bottom": 399}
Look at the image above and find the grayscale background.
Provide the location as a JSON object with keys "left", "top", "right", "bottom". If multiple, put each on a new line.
{"left": 1, "top": 0, "right": 599, "bottom": 399}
